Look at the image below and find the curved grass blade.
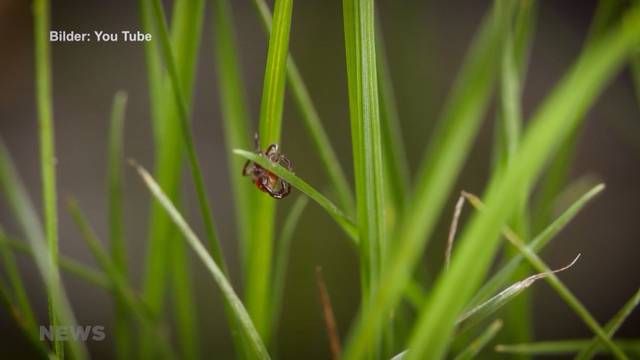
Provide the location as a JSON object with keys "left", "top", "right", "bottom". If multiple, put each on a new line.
{"left": 134, "top": 162, "right": 271, "bottom": 360}
{"left": 234, "top": 149, "right": 357, "bottom": 243}
{"left": 457, "top": 254, "right": 580, "bottom": 333}
{"left": 342, "top": 2, "right": 512, "bottom": 357}
{"left": 468, "top": 183, "right": 605, "bottom": 308}
{"left": 453, "top": 319, "right": 504, "bottom": 360}
{"left": 463, "top": 192, "right": 628, "bottom": 359}
{"left": 252, "top": 0, "right": 355, "bottom": 215}
{"left": 403, "top": 6, "right": 640, "bottom": 359}
{"left": 496, "top": 340, "right": 640, "bottom": 356}
{"left": 576, "top": 287, "right": 640, "bottom": 359}
{"left": 0, "top": 140, "right": 89, "bottom": 359}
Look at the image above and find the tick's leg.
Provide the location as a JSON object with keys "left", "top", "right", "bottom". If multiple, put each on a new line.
{"left": 279, "top": 157, "right": 293, "bottom": 171}
{"left": 265, "top": 144, "right": 279, "bottom": 160}
{"left": 242, "top": 160, "right": 254, "bottom": 176}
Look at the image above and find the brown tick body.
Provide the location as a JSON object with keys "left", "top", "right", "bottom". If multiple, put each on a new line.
{"left": 242, "top": 134, "right": 293, "bottom": 199}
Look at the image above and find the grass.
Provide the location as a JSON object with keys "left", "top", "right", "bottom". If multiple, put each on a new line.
{"left": 1, "top": 1, "right": 639, "bottom": 359}
{"left": 33, "top": 0, "right": 63, "bottom": 357}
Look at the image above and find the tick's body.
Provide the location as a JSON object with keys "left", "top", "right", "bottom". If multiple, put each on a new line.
{"left": 242, "top": 136, "right": 293, "bottom": 199}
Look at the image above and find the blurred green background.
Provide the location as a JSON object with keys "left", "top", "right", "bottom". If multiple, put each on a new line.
{"left": 0, "top": 0, "right": 639, "bottom": 358}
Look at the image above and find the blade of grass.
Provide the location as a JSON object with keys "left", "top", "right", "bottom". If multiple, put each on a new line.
{"left": 33, "top": 0, "right": 63, "bottom": 356}
{"left": 169, "top": 200, "right": 200, "bottom": 360}
{"left": 67, "top": 198, "right": 175, "bottom": 357}
{"left": 0, "top": 283, "right": 52, "bottom": 358}
{"left": 457, "top": 254, "right": 580, "bottom": 333}
{"left": 0, "top": 236, "right": 110, "bottom": 290}
{"left": 376, "top": 14, "right": 410, "bottom": 221}
{"left": 468, "top": 183, "right": 605, "bottom": 308}
{"left": 138, "top": 1, "right": 205, "bottom": 358}
{"left": 343, "top": 0, "right": 386, "bottom": 313}
{"left": 0, "top": 227, "right": 37, "bottom": 334}
{"left": 576, "top": 287, "right": 640, "bottom": 359}
{"left": 463, "top": 192, "right": 628, "bottom": 359}
{"left": 0, "top": 140, "right": 88, "bottom": 359}
{"left": 107, "top": 90, "right": 130, "bottom": 360}
{"left": 453, "top": 319, "right": 504, "bottom": 360}
{"left": 146, "top": 1, "right": 252, "bottom": 357}
{"left": 212, "top": 0, "right": 255, "bottom": 275}
{"left": 392, "top": 320, "right": 504, "bottom": 360}
{"left": 492, "top": 0, "right": 537, "bottom": 348}
{"left": 233, "top": 150, "right": 357, "bottom": 243}
{"left": 271, "top": 195, "right": 308, "bottom": 335}
{"left": 496, "top": 339, "right": 640, "bottom": 356}
{"left": 531, "top": 0, "right": 619, "bottom": 233}
{"left": 403, "top": 6, "right": 640, "bottom": 359}
{"left": 134, "top": 162, "right": 271, "bottom": 359}
{"left": 316, "top": 267, "right": 342, "bottom": 360}
{"left": 248, "top": 0, "right": 294, "bottom": 343}
{"left": 252, "top": 0, "right": 355, "bottom": 215}
{"left": 342, "top": 1, "right": 511, "bottom": 357}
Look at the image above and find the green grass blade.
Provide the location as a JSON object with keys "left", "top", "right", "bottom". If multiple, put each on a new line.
{"left": 140, "top": 0, "right": 205, "bottom": 358}
{"left": 403, "top": 6, "right": 640, "bottom": 359}
{"left": 134, "top": 163, "right": 271, "bottom": 360}
{"left": 462, "top": 193, "right": 627, "bottom": 359}
{"left": 32, "top": 0, "right": 63, "bottom": 356}
{"left": 0, "top": 236, "right": 110, "bottom": 290}
{"left": 213, "top": 0, "right": 255, "bottom": 274}
{"left": 248, "top": 0, "right": 294, "bottom": 342}
{"left": 342, "top": 0, "right": 386, "bottom": 312}
{"left": 234, "top": 150, "right": 358, "bottom": 243}
{"left": 271, "top": 195, "right": 308, "bottom": 337}
{"left": 342, "top": 2, "right": 510, "bottom": 357}
{"left": 531, "top": 0, "right": 618, "bottom": 233}
{"left": 0, "top": 227, "right": 37, "bottom": 334}
{"left": 170, "top": 216, "right": 200, "bottom": 360}
{"left": 67, "top": 199, "right": 176, "bottom": 357}
{"left": 453, "top": 320, "right": 504, "bottom": 360}
{"left": 376, "top": 15, "right": 410, "bottom": 221}
{"left": 0, "top": 283, "right": 52, "bottom": 358}
{"left": 252, "top": 0, "right": 355, "bottom": 215}
{"left": 0, "top": 140, "right": 89, "bottom": 359}
{"left": 496, "top": 340, "right": 640, "bottom": 356}
{"left": 138, "top": 6, "right": 205, "bottom": 360}
{"left": 457, "top": 252, "right": 580, "bottom": 333}
{"left": 107, "top": 90, "right": 130, "bottom": 360}
{"left": 469, "top": 184, "right": 604, "bottom": 308}
{"left": 493, "top": 0, "right": 537, "bottom": 347}
{"left": 576, "top": 287, "right": 640, "bottom": 359}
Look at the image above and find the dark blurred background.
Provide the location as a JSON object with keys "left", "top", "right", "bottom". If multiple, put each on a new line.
{"left": 1, "top": 0, "right": 639, "bottom": 358}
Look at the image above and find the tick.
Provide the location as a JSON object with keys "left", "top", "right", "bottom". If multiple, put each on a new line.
{"left": 242, "top": 134, "right": 293, "bottom": 199}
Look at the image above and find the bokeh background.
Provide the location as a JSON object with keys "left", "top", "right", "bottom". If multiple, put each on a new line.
{"left": 1, "top": 0, "right": 639, "bottom": 358}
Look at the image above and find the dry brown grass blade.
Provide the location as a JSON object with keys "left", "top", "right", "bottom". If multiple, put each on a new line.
{"left": 316, "top": 267, "right": 341, "bottom": 360}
